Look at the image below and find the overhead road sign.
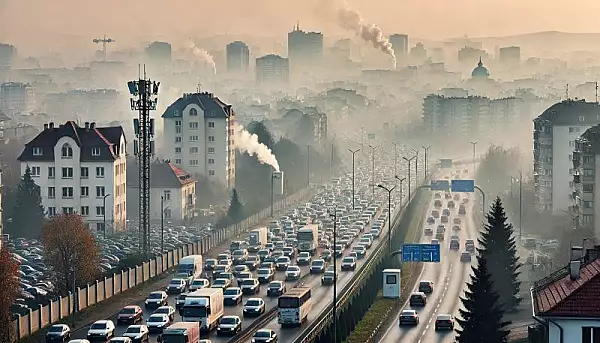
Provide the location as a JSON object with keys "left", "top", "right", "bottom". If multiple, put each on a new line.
{"left": 402, "top": 244, "right": 422, "bottom": 262}
{"left": 440, "top": 159, "right": 453, "bottom": 168}
{"left": 430, "top": 180, "right": 450, "bottom": 191}
{"left": 401, "top": 243, "right": 441, "bottom": 262}
{"left": 451, "top": 179, "right": 475, "bottom": 192}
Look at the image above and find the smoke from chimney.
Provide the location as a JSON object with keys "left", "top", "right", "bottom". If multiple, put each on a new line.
{"left": 186, "top": 41, "right": 217, "bottom": 75}
{"left": 336, "top": 5, "right": 396, "bottom": 69}
{"left": 234, "top": 123, "right": 280, "bottom": 171}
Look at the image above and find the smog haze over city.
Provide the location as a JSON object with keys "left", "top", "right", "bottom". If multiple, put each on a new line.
{"left": 3, "top": 1, "right": 600, "bottom": 343}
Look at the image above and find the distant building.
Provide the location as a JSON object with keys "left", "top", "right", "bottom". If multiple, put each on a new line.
{"left": 42, "top": 89, "right": 121, "bottom": 120}
{"left": 471, "top": 58, "right": 490, "bottom": 80}
{"left": 226, "top": 41, "right": 250, "bottom": 73}
{"left": 161, "top": 92, "right": 235, "bottom": 189}
{"left": 0, "top": 43, "right": 16, "bottom": 68}
{"left": 126, "top": 161, "right": 196, "bottom": 222}
{"left": 458, "top": 47, "right": 488, "bottom": 64}
{"left": 255, "top": 54, "right": 289, "bottom": 85}
{"left": 498, "top": 46, "right": 520, "bottom": 65}
{"left": 389, "top": 34, "right": 409, "bottom": 56}
{"left": 288, "top": 24, "right": 323, "bottom": 71}
{"left": 410, "top": 42, "right": 427, "bottom": 62}
{"left": 145, "top": 42, "right": 172, "bottom": 63}
{"left": 572, "top": 125, "right": 600, "bottom": 234}
{"left": 0, "top": 82, "right": 35, "bottom": 115}
{"left": 533, "top": 100, "right": 600, "bottom": 213}
{"left": 17, "top": 121, "right": 127, "bottom": 234}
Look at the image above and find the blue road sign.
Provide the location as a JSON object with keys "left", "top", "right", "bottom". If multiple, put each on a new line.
{"left": 451, "top": 179, "right": 475, "bottom": 192}
{"left": 402, "top": 244, "right": 422, "bottom": 262}
{"left": 421, "top": 244, "right": 441, "bottom": 262}
{"left": 440, "top": 159, "right": 453, "bottom": 168}
{"left": 430, "top": 180, "right": 450, "bottom": 191}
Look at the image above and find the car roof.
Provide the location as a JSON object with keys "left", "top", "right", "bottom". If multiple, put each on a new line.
{"left": 411, "top": 291, "right": 426, "bottom": 296}
{"left": 94, "top": 320, "right": 110, "bottom": 324}
{"left": 223, "top": 315, "right": 239, "bottom": 319}
{"left": 123, "top": 305, "right": 138, "bottom": 309}
{"left": 401, "top": 309, "right": 417, "bottom": 314}
{"left": 437, "top": 314, "right": 453, "bottom": 320}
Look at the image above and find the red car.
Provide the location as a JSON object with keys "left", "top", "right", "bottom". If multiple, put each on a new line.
{"left": 117, "top": 305, "right": 143, "bottom": 325}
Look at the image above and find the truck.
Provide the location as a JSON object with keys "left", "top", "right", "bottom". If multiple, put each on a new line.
{"left": 297, "top": 225, "right": 319, "bottom": 255}
{"left": 177, "top": 255, "right": 203, "bottom": 281}
{"left": 157, "top": 322, "right": 200, "bottom": 343}
{"left": 248, "top": 227, "right": 268, "bottom": 252}
{"left": 180, "top": 288, "right": 224, "bottom": 332}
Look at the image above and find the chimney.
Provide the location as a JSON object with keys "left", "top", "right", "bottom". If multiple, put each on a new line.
{"left": 85, "top": 122, "right": 90, "bottom": 130}
{"left": 43, "top": 123, "right": 48, "bottom": 130}
{"left": 49, "top": 122, "right": 54, "bottom": 129}
{"left": 571, "top": 245, "right": 584, "bottom": 260}
{"left": 90, "top": 122, "right": 96, "bottom": 129}
{"left": 570, "top": 260, "right": 582, "bottom": 280}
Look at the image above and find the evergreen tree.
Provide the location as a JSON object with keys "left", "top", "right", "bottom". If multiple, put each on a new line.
{"left": 12, "top": 166, "right": 44, "bottom": 238}
{"left": 456, "top": 255, "right": 510, "bottom": 343}
{"left": 227, "top": 189, "right": 245, "bottom": 223}
{"left": 479, "top": 197, "right": 522, "bottom": 312}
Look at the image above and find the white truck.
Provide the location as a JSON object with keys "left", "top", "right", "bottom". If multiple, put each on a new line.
{"left": 180, "top": 288, "right": 224, "bottom": 332}
{"left": 248, "top": 227, "right": 268, "bottom": 252}
{"left": 297, "top": 225, "right": 319, "bottom": 255}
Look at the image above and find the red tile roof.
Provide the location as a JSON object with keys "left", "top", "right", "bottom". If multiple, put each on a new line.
{"left": 533, "top": 259, "right": 600, "bottom": 317}
{"left": 168, "top": 163, "right": 196, "bottom": 185}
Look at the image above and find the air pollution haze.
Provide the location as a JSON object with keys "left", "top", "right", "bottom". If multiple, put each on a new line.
{"left": 234, "top": 123, "right": 280, "bottom": 172}
{"left": 186, "top": 41, "right": 217, "bottom": 75}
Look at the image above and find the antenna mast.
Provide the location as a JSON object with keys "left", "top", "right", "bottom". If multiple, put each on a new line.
{"left": 92, "top": 35, "right": 115, "bottom": 62}
{"left": 595, "top": 81, "right": 598, "bottom": 103}
{"left": 566, "top": 84, "right": 569, "bottom": 100}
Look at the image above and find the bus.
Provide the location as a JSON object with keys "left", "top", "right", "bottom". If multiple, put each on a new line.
{"left": 278, "top": 287, "right": 312, "bottom": 326}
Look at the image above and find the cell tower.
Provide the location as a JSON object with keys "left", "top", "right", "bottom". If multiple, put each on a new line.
{"left": 93, "top": 35, "right": 115, "bottom": 61}
{"left": 127, "top": 68, "right": 159, "bottom": 258}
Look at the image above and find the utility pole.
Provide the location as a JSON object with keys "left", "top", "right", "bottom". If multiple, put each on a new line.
{"left": 377, "top": 184, "right": 396, "bottom": 254}
{"left": 403, "top": 155, "right": 416, "bottom": 201}
{"left": 348, "top": 149, "right": 360, "bottom": 210}
{"left": 369, "top": 145, "right": 376, "bottom": 200}
{"left": 329, "top": 209, "right": 338, "bottom": 343}
{"left": 102, "top": 194, "right": 111, "bottom": 239}
{"left": 422, "top": 145, "right": 431, "bottom": 181}
{"left": 470, "top": 141, "right": 477, "bottom": 173}
{"left": 92, "top": 35, "right": 115, "bottom": 62}
{"left": 395, "top": 176, "right": 406, "bottom": 206}
{"left": 412, "top": 148, "right": 419, "bottom": 185}
{"left": 393, "top": 143, "right": 398, "bottom": 183}
{"left": 128, "top": 69, "right": 159, "bottom": 259}
{"left": 161, "top": 196, "right": 165, "bottom": 253}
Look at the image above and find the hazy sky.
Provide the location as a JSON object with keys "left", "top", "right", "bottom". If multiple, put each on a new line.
{"left": 2, "top": 0, "right": 600, "bottom": 55}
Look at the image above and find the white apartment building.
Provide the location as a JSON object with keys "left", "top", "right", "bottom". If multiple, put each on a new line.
{"left": 17, "top": 121, "right": 127, "bottom": 234}
{"left": 126, "top": 160, "right": 196, "bottom": 222}
{"left": 255, "top": 54, "right": 289, "bottom": 85}
{"left": 572, "top": 124, "right": 600, "bottom": 236}
{"left": 162, "top": 92, "right": 235, "bottom": 189}
{"left": 534, "top": 100, "right": 600, "bottom": 213}
{"left": 0, "top": 82, "right": 35, "bottom": 115}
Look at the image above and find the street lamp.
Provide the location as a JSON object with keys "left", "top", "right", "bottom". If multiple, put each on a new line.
{"left": 393, "top": 143, "right": 398, "bottom": 182}
{"left": 422, "top": 145, "right": 431, "bottom": 181}
{"left": 412, "top": 148, "right": 419, "bottom": 183}
{"left": 395, "top": 176, "right": 406, "bottom": 206}
{"left": 348, "top": 149, "right": 360, "bottom": 210}
{"left": 102, "top": 194, "right": 111, "bottom": 238}
{"left": 70, "top": 264, "right": 76, "bottom": 327}
{"left": 161, "top": 196, "right": 166, "bottom": 253}
{"left": 377, "top": 184, "right": 396, "bottom": 254}
{"left": 470, "top": 141, "right": 477, "bottom": 173}
{"left": 369, "top": 145, "right": 377, "bottom": 200}
{"left": 306, "top": 145, "right": 311, "bottom": 187}
{"left": 328, "top": 208, "right": 338, "bottom": 343}
{"left": 403, "top": 155, "right": 416, "bottom": 201}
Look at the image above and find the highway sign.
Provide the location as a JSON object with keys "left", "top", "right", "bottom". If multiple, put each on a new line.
{"left": 430, "top": 180, "right": 450, "bottom": 191}
{"left": 451, "top": 179, "right": 475, "bottom": 192}
{"left": 402, "top": 244, "right": 422, "bottom": 262}
{"left": 440, "top": 159, "right": 453, "bottom": 168}
{"left": 420, "top": 244, "right": 441, "bottom": 262}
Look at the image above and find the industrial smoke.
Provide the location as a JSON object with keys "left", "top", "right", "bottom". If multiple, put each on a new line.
{"left": 337, "top": 5, "right": 397, "bottom": 69}
{"left": 186, "top": 41, "right": 217, "bottom": 75}
{"left": 234, "top": 123, "right": 280, "bottom": 171}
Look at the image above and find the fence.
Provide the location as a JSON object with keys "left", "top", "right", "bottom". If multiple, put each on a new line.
{"left": 13, "top": 186, "right": 314, "bottom": 340}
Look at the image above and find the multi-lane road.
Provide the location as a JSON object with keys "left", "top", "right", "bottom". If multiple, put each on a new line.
{"left": 380, "top": 168, "right": 479, "bottom": 343}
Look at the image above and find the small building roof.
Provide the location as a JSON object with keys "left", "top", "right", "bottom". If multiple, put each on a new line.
{"left": 126, "top": 160, "right": 196, "bottom": 189}
{"left": 534, "top": 99, "right": 600, "bottom": 126}
{"left": 162, "top": 92, "right": 234, "bottom": 119}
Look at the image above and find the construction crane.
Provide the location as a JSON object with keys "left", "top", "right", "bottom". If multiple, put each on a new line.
{"left": 92, "top": 35, "right": 115, "bottom": 61}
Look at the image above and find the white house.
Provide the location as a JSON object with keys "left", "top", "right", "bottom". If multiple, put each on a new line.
{"left": 161, "top": 91, "right": 235, "bottom": 189}
{"left": 126, "top": 160, "right": 196, "bottom": 222}
{"left": 17, "top": 121, "right": 127, "bottom": 234}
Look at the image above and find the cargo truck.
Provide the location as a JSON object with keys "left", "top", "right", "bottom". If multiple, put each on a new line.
{"left": 180, "top": 288, "right": 224, "bottom": 332}
{"left": 297, "top": 225, "right": 319, "bottom": 255}
{"left": 157, "top": 322, "right": 200, "bottom": 343}
{"left": 248, "top": 227, "right": 268, "bottom": 252}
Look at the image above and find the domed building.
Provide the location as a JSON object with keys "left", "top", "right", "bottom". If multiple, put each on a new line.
{"left": 471, "top": 57, "right": 490, "bottom": 79}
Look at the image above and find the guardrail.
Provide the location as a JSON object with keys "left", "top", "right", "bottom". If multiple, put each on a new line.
{"left": 12, "top": 186, "right": 315, "bottom": 341}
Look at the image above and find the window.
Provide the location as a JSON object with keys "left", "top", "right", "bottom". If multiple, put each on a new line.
{"left": 175, "top": 120, "right": 182, "bottom": 126}
{"left": 175, "top": 147, "right": 181, "bottom": 154}
{"left": 569, "top": 140, "right": 575, "bottom": 147}
{"left": 208, "top": 136, "right": 215, "bottom": 142}
{"left": 208, "top": 121, "right": 215, "bottom": 128}
{"left": 579, "top": 116, "right": 585, "bottom": 122}
{"left": 48, "top": 167, "right": 55, "bottom": 179}
{"left": 48, "top": 187, "right": 55, "bottom": 199}
{"left": 190, "top": 147, "right": 199, "bottom": 154}
{"left": 189, "top": 108, "right": 198, "bottom": 116}
{"left": 62, "top": 207, "right": 74, "bottom": 215}
{"left": 175, "top": 137, "right": 182, "bottom": 143}
{"left": 208, "top": 147, "right": 215, "bottom": 154}
{"left": 96, "top": 186, "right": 105, "bottom": 197}
{"left": 33, "top": 147, "right": 43, "bottom": 156}
{"left": 47, "top": 207, "right": 56, "bottom": 216}
{"left": 96, "top": 167, "right": 105, "bottom": 178}
{"left": 189, "top": 122, "right": 199, "bottom": 130}
{"left": 569, "top": 154, "right": 572, "bottom": 161}
{"left": 81, "top": 187, "right": 89, "bottom": 197}
{"left": 176, "top": 126, "right": 182, "bottom": 134}
{"left": 582, "top": 326, "right": 600, "bottom": 343}
{"left": 61, "top": 144, "right": 73, "bottom": 158}
{"left": 175, "top": 159, "right": 182, "bottom": 164}
{"left": 164, "top": 190, "right": 171, "bottom": 201}
{"left": 584, "top": 201, "right": 594, "bottom": 209}
{"left": 190, "top": 160, "right": 199, "bottom": 166}
{"left": 164, "top": 209, "right": 172, "bottom": 219}
{"left": 569, "top": 126, "right": 582, "bottom": 133}
{"left": 92, "top": 147, "right": 101, "bottom": 156}
{"left": 62, "top": 167, "right": 73, "bottom": 179}
{"left": 209, "top": 170, "right": 215, "bottom": 176}
{"left": 62, "top": 187, "right": 74, "bottom": 198}
{"left": 81, "top": 167, "right": 89, "bottom": 179}
{"left": 96, "top": 206, "right": 105, "bottom": 216}
{"left": 583, "top": 184, "right": 594, "bottom": 193}
{"left": 30, "top": 166, "right": 41, "bottom": 177}
{"left": 385, "top": 275, "right": 397, "bottom": 284}
{"left": 81, "top": 206, "right": 89, "bottom": 216}
{"left": 208, "top": 158, "right": 215, "bottom": 164}
{"left": 190, "top": 135, "right": 199, "bottom": 142}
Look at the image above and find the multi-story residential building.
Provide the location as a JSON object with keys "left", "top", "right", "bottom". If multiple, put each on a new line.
{"left": 422, "top": 95, "right": 490, "bottom": 135}
{"left": 226, "top": 41, "right": 250, "bottom": 73}
{"left": 498, "top": 46, "right": 520, "bottom": 65}
{"left": 255, "top": 54, "right": 289, "bottom": 85}
{"left": 0, "top": 82, "right": 35, "bottom": 115}
{"left": 534, "top": 100, "right": 600, "bottom": 213}
{"left": 572, "top": 124, "right": 600, "bottom": 235}
{"left": 126, "top": 160, "right": 196, "bottom": 222}
{"left": 389, "top": 34, "right": 409, "bottom": 57}
{"left": 145, "top": 41, "right": 172, "bottom": 63}
{"left": 288, "top": 24, "right": 323, "bottom": 72}
{"left": 161, "top": 92, "right": 235, "bottom": 189}
{"left": 0, "top": 43, "right": 16, "bottom": 68}
{"left": 17, "top": 121, "right": 127, "bottom": 234}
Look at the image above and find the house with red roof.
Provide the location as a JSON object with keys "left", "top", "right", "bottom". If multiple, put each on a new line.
{"left": 531, "top": 246, "right": 600, "bottom": 343}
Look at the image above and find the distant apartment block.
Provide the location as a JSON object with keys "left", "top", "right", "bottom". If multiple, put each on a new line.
{"left": 534, "top": 100, "right": 600, "bottom": 213}
{"left": 0, "top": 43, "right": 16, "bottom": 68}
{"left": 458, "top": 46, "right": 488, "bottom": 64}
{"left": 226, "top": 41, "right": 250, "bottom": 73}
{"left": 43, "top": 89, "right": 121, "bottom": 120}
{"left": 389, "top": 34, "right": 409, "bottom": 56}
{"left": 145, "top": 42, "right": 172, "bottom": 63}
{"left": 288, "top": 24, "right": 323, "bottom": 71}
{"left": 0, "top": 82, "right": 35, "bottom": 115}
{"left": 161, "top": 92, "right": 235, "bottom": 189}
{"left": 256, "top": 55, "right": 289, "bottom": 85}
{"left": 572, "top": 125, "right": 600, "bottom": 236}
{"left": 498, "top": 46, "right": 520, "bottom": 65}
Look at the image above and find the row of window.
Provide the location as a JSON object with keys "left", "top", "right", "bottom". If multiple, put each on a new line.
{"left": 174, "top": 120, "right": 216, "bottom": 128}
{"left": 48, "top": 186, "right": 107, "bottom": 199}
{"left": 33, "top": 145, "right": 103, "bottom": 158}
{"left": 174, "top": 147, "right": 217, "bottom": 154}
{"left": 30, "top": 166, "right": 105, "bottom": 178}
{"left": 47, "top": 206, "right": 105, "bottom": 216}
{"left": 174, "top": 136, "right": 218, "bottom": 143}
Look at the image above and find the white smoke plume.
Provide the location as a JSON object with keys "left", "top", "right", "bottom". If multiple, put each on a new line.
{"left": 234, "top": 123, "right": 280, "bottom": 171}
{"left": 186, "top": 41, "right": 217, "bottom": 75}
{"left": 337, "top": 5, "right": 397, "bottom": 69}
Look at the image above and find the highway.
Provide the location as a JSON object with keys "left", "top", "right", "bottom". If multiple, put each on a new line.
{"left": 379, "top": 168, "right": 479, "bottom": 343}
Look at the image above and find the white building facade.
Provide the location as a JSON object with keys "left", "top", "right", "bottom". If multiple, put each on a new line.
{"left": 162, "top": 92, "right": 235, "bottom": 189}
{"left": 572, "top": 124, "right": 600, "bottom": 236}
{"left": 0, "top": 82, "right": 35, "bottom": 115}
{"left": 18, "top": 121, "right": 127, "bottom": 234}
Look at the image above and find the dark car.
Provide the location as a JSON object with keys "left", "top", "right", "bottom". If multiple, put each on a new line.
{"left": 252, "top": 329, "right": 278, "bottom": 342}
{"left": 267, "top": 281, "right": 286, "bottom": 297}
{"left": 418, "top": 281, "right": 434, "bottom": 294}
{"left": 310, "top": 259, "right": 326, "bottom": 273}
{"left": 245, "top": 256, "right": 260, "bottom": 270}
{"left": 204, "top": 259, "right": 217, "bottom": 271}
{"left": 175, "top": 293, "right": 188, "bottom": 309}
{"left": 45, "top": 324, "right": 71, "bottom": 342}
{"left": 449, "top": 239, "right": 460, "bottom": 250}
{"left": 117, "top": 305, "right": 143, "bottom": 325}
{"left": 398, "top": 310, "right": 419, "bottom": 326}
{"left": 320, "top": 250, "right": 333, "bottom": 262}
{"left": 435, "top": 314, "right": 455, "bottom": 330}
{"left": 409, "top": 292, "right": 427, "bottom": 307}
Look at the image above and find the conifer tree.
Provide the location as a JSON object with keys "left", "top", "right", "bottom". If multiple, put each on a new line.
{"left": 227, "top": 189, "right": 244, "bottom": 223}
{"left": 479, "top": 197, "right": 523, "bottom": 312}
{"left": 12, "top": 166, "right": 45, "bottom": 238}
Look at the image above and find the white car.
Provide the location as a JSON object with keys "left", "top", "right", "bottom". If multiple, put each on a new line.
{"left": 189, "top": 278, "right": 210, "bottom": 291}
{"left": 243, "top": 297, "right": 266, "bottom": 317}
{"left": 285, "top": 266, "right": 301, "bottom": 280}
{"left": 146, "top": 313, "right": 171, "bottom": 333}
{"left": 86, "top": 320, "right": 116, "bottom": 341}
{"left": 144, "top": 291, "right": 167, "bottom": 308}
{"left": 108, "top": 338, "right": 132, "bottom": 343}
{"left": 122, "top": 324, "right": 149, "bottom": 342}
{"left": 217, "top": 315, "right": 242, "bottom": 336}
{"left": 68, "top": 340, "right": 92, "bottom": 343}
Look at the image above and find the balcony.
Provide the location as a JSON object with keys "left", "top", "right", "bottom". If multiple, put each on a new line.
{"left": 574, "top": 174, "right": 581, "bottom": 183}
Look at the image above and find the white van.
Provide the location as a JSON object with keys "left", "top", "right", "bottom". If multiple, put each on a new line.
{"left": 178, "top": 255, "right": 203, "bottom": 279}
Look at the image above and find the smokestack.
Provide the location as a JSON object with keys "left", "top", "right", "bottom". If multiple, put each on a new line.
{"left": 43, "top": 124, "right": 48, "bottom": 130}
{"left": 90, "top": 122, "right": 96, "bottom": 129}
{"left": 49, "top": 122, "right": 54, "bottom": 129}
{"left": 570, "top": 260, "right": 581, "bottom": 280}
{"left": 85, "top": 122, "right": 90, "bottom": 130}
{"left": 233, "top": 123, "right": 280, "bottom": 171}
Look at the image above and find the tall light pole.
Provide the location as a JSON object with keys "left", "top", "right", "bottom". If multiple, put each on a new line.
{"left": 395, "top": 176, "right": 406, "bottom": 206}
{"left": 328, "top": 208, "right": 338, "bottom": 343}
{"left": 102, "top": 194, "right": 111, "bottom": 239}
{"left": 393, "top": 143, "right": 398, "bottom": 182}
{"left": 403, "top": 155, "right": 416, "bottom": 201}
{"left": 518, "top": 170, "right": 523, "bottom": 239}
{"left": 470, "top": 141, "right": 477, "bottom": 173}
{"left": 369, "top": 145, "right": 376, "bottom": 200}
{"left": 412, "top": 148, "right": 419, "bottom": 184}
{"left": 71, "top": 264, "right": 76, "bottom": 327}
{"left": 378, "top": 184, "right": 396, "bottom": 254}
{"left": 348, "top": 149, "right": 360, "bottom": 210}
{"left": 160, "top": 196, "right": 165, "bottom": 253}
{"left": 422, "top": 145, "right": 431, "bottom": 181}
{"left": 307, "top": 145, "right": 310, "bottom": 186}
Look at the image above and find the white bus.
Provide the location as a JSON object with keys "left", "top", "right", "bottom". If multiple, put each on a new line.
{"left": 278, "top": 287, "right": 312, "bottom": 327}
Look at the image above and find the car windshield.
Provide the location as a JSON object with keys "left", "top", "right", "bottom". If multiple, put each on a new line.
{"left": 224, "top": 288, "right": 239, "bottom": 295}
{"left": 254, "top": 331, "right": 271, "bottom": 338}
{"left": 242, "top": 279, "right": 255, "bottom": 285}
{"left": 276, "top": 257, "right": 288, "bottom": 263}
{"left": 155, "top": 307, "right": 170, "bottom": 314}
{"left": 401, "top": 310, "right": 415, "bottom": 315}
{"left": 246, "top": 300, "right": 261, "bottom": 306}
{"left": 313, "top": 260, "right": 323, "bottom": 265}
{"left": 287, "top": 267, "right": 299, "bottom": 272}
{"left": 343, "top": 258, "right": 353, "bottom": 263}
{"left": 148, "top": 316, "right": 165, "bottom": 322}
{"left": 269, "top": 282, "right": 281, "bottom": 288}
{"left": 206, "top": 260, "right": 216, "bottom": 265}
{"left": 258, "top": 269, "right": 270, "bottom": 275}
{"left": 148, "top": 293, "right": 162, "bottom": 299}
{"left": 214, "top": 280, "right": 226, "bottom": 285}
{"left": 125, "top": 327, "right": 141, "bottom": 333}
{"left": 221, "top": 317, "right": 237, "bottom": 325}
{"left": 170, "top": 279, "right": 182, "bottom": 285}
{"left": 192, "top": 280, "right": 204, "bottom": 285}
{"left": 48, "top": 326, "right": 63, "bottom": 332}
{"left": 299, "top": 253, "right": 309, "bottom": 257}
{"left": 90, "top": 323, "right": 107, "bottom": 330}
{"left": 120, "top": 308, "right": 136, "bottom": 314}
{"left": 325, "top": 272, "right": 335, "bottom": 277}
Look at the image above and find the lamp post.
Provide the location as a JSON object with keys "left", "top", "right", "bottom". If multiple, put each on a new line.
{"left": 422, "top": 145, "right": 431, "bottom": 181}
{"left": 71, "top": 265, "right": 76, "bottom": 327}
{"left": 369, "top": 145, "right": 377, "bottom": 200}
{"left": 403, "top": 155, "right": 417, "bottom": 200}
{"left": 160, "top": 196, "right": 165, "bottom": 253}
{"left": 378, "top": 184, "right": 396, "bottom": 254}
{"left": 395, "top": 176, "right": 406, "bottom": 206}
{"left": 307, "top": 145, "right": 310, "bottom": 186}
{"left": 102, "top": 194, "right": 111, "bottom": 238}
{"left": 519, "top": 170, "right": 523, "bottom": 239}
{"left": 470, "top": 141, "right": 477, "bottom": 173}
{"left": 412, "top": 148, "right": 419, "bottom": 183}
{"left": 348, "top": 149, "right": 360, "bottom": 210}
{"left": 393, "top": 143, "right": 398, "bottom": 183}
{"left": 328, "top": 209, "right": 338, "bottom": 343}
